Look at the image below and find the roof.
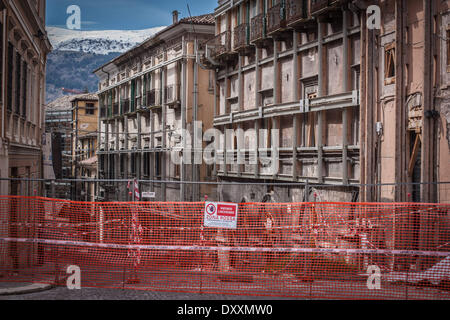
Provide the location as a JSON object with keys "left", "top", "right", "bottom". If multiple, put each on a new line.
{"left": 45, "top": 95, "right": 74, "bottom": 111}
{"left": 179, "top": 14, "right": 215, "bottom": 25}
{"left": 46, "top": 93, "right": 98, "bottom": 112}
{"left": 70, "top": 93, "right": 98, "bottom": 102}
{"left": 94, "top": 13, "right": 214, "bottom": 74}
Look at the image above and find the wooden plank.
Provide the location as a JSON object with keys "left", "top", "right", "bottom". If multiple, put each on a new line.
{"left": 407, "top": 134, "right": 421, "bottom": 177}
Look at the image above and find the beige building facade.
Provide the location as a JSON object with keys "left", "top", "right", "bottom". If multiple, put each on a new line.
{"left": 95, "top": 13, "right": 216, "bottom": 202}
{"left": 0, "top": 0, "right": 51, "bottom": 271}
{"left": 71, "top": 94, "right": 98, "bottom": 202}
{"left": 203, "top": 0, "right": 450, "bottom": 203}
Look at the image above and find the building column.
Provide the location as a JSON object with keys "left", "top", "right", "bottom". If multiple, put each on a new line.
{"left": 317, "top": 19, "right": 324, "bottom": 184}
{"left": 273, "top": 40, "right": 279, "bottom": 104}
{"left": 180, "top": 38, "right": 187, "bottom": 201}
{"left": 342, "top": 7, "right": 349, "bottom": 185}
{"left": 161, "top": 66, "right": 166, "bottom": 201}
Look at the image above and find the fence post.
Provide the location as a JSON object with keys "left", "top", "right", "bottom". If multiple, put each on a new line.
{"left": 305, "top": 179, "right": 309, "bottom": 202}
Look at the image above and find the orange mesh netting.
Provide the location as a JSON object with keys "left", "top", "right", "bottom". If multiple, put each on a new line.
{"left": 0, "top": 196, "right": 449, "bottom": 299}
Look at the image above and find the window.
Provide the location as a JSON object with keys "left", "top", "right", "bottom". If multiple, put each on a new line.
{"left": 155, "top": 151, "right": 161, "bottom": 178}
{"left": 130, "top": 153, "right": 136, "bottom": 176}
{"left": 7, "top": 42, "right": 13, "bottom": 111}
{"left": 0, "top": 22, "right": 3, "bottom": 102}
{"left": 143, "top": 153, "right": 150, "bottom": 177}
{"left": 384, "top": 43, "right": 395, "bottom": 84}
{"left": 85, "top": 103, "right": 95, "bottom": 115}
{"left": 99, "top": 154, "right": 105, "bottom": 172}
{"left": 22, "top": 62, "right": 27, "bottom": 118}
{"left": 120, "top": 154, "right": 125, "bottom": 175}
{"left": 447, "top": 28, "right": 450, "bottom": 70}
{"left": 15, "top": 51, "right": 21, "bottom": 115}
{"left": 108, "top": 154, "right": 115, "bottom": 180}
{"left": 302, "top": 77, "right": 318, "bottom": 100}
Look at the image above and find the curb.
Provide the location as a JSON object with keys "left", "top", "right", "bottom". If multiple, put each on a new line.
{"left": 0, "top": 282, "right": 57, "bottom": 296}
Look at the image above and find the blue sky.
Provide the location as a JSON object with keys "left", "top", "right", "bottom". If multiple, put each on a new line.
{"left": 46, "top": 0, "right": 217, "bottom": 30}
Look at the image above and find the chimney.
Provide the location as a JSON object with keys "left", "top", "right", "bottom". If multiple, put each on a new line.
{"left": 172, "top": 10, "right": 179, "bottom": 24}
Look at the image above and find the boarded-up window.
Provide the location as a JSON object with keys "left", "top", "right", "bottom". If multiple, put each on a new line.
{"left": 384, "top": 43, "right": 395, "bottom": 84}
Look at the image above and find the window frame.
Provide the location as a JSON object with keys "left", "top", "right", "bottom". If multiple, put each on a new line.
{"left": 384, "top": 42, "right": 396, "bottom": 85}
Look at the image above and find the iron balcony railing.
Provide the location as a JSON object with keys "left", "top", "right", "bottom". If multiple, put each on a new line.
{"left": 311, "top": 0, "right": 329, "bottom": 14}
{"left": 205, "top": 31, "right": 231, "bottom": 58}
{"left": 234, "top": 23, "right": 250, "bottom": 51}
{"left": 310, "top": 0, "right": 341, "bottom": 15}
{"left": 286, "top": 0, "right": 307, "bottom": 25}
{"left": 250, "top": 13, "right": 267, "bottom": 43}
{"left": 267, "top": 2, "right": 286, "bottom": 35}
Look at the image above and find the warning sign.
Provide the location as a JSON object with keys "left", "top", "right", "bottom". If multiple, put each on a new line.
{"left": 203, "top": 201, "right": 238, "bottom": 229}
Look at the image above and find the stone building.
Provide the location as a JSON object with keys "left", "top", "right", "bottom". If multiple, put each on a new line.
{"left": 0, "top": 0, "right": 51, "bottom": 272}
{"left": 0, "top": 0, "right": 51, "bottom": 196}
{"left": 94, "top": 12, "right": 216, "bottom": 202}
{"left": 71, "top": 93, "right": 99, "bottom": 202}
{"left": 203, "top": 0, "right": 450, "bottom": 203}
{"left": 44, "top": 95, "right": 76, "bottom": 199}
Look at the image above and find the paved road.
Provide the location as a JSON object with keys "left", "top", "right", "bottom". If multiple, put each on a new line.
{"left": 0, "top": 286, "right": 279, "bottom": 300}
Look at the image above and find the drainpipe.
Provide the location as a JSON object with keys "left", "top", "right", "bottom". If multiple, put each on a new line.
{"left": 180, "top": 37, "right": 186, "bottom": 201}
{"left": 193, "top": 39, "right": 200, "bottom": 201}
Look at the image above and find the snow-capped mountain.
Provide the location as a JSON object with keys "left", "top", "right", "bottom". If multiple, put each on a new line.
{"left": 46, "top": 26, "right": 166, "bottom": 55}
{"left": 45, "top": 26, "right": 167, "bottom": 103}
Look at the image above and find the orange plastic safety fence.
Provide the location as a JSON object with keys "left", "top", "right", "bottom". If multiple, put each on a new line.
{"left": 0, "top": 196, "right": 449, "bottom": 299}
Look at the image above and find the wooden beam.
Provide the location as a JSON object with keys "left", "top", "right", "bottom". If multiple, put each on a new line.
{"left": 408, "top": 134, "right": 421, "bottom": 177}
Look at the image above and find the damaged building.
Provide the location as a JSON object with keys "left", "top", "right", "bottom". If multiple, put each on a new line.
{"left": 95, "top": 12, "right": 216, "bottom": 202}
{"left": 202, "top": 0, "right": 450, "bottom": 203}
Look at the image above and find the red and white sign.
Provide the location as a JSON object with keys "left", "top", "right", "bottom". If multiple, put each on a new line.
{"left": 204, "top": 201, "right": 238, "bottom": 229}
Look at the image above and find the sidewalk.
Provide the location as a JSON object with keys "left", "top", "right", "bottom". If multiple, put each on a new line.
{"left": 0, "top": 281, "right": 54, "bottom": 296}
{"left": 0, "top": 264, "right": 62, "bottom": 296}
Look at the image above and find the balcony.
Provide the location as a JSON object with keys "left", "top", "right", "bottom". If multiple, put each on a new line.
{"left": 204, "top": 31, "right": 232, "bottom": 60}
{"left": 310, "top": 0, "right": 341, "bottom": 16}
{"left": 250, "top": 13, "right": 268, "bottom": 45}
{"left": 165, "top": 85, "right": 180, "bottom": 105}
{"left": 267, "top": 3, "right": 286, "bottom": 36}
{"left": 286, "top": 0, "right": 308, "bottom": 27}
{"left": 233, "top": 23, "right": 252, "bottom": 54}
